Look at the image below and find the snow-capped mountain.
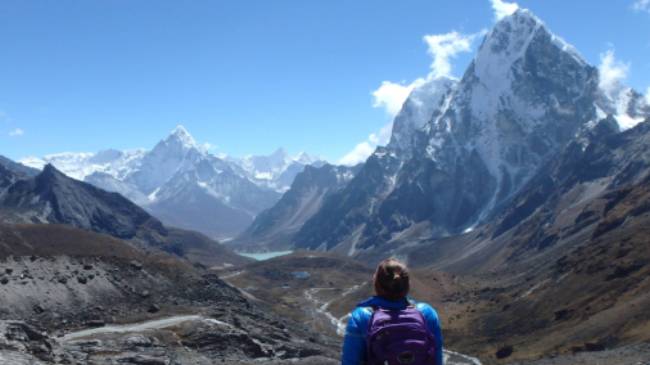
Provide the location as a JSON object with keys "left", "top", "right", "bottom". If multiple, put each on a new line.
{"left": 20, "top": 126, "right": 322, "bottom": 239}
{"left": 229, "top": 148, "right": 325, "bottom": 193}
{"left": 293, "top": 8, "right": 650, "bottom": 256}
{"left": 20, "top": 149, "right": 145, "bottom": 182}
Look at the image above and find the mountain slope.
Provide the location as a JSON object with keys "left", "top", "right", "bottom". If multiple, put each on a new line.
{"left": 0, "top": 163, "right": 249, "bottom": 267}
{"left": 234, "top": 149, "right": 326, "bottom": 193}
{"left": 1, "top": 164, "right": 161, "bottom": 240}
{"left": 294, "top": 9, "right": 648, "bottom": 258}
{"left": 0, "top": 223, "right": 338, "bottom": 364}
{"left": 345, "top": 119, "right": 650, "bottom": 363}
{"left": 234, "top": 164, "right": 360, "bottom": 251}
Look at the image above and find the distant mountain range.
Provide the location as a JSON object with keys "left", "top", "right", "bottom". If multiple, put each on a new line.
{"left": 7, "top": 8, "right": 650, "bottom": 264}
{"left": 20, "top": 126, "right": 324, "bottom": 239}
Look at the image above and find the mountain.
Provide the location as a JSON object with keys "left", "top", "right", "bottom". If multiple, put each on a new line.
{"left": 0, "top": 162, "right": 249, "bottom": 267}
{"left": 145, "top": 152, "right": 281, "bottom": 238}
{"left": 20, "top": 126, "right": 324, "bottom": 239}
{"left": 230, "top": 148, "right": 326, "bottom": 193}
{"left": 233, "top": 163, "right": 361, "bottom": 251}
{"left": 393, "top": 118, "right": 650, "bottom": 361}
{"left": 0, "top": 156, "right": 39, "bottom": 178}
{"left": 293, "top": 9, "right": 649, "bottom": 258}
{"left": 0, "top": 155, "right": 38, "bottom": 195}
{"left": 0, "top": 164, "right": 160, "bottom": 240}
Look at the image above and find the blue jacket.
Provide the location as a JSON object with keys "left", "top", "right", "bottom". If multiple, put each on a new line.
{"left": 341, "top": 296, "right": 443, "bottom": 365}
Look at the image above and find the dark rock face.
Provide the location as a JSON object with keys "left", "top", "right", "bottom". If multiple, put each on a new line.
{"left": 0, "top": 164, "right": 163, "bottom": 240}
{"left": 293, "top": 149, "right": 403, "bottom": 252}
{"left": 493, "top": 118, "right": 650, "bottom": 242}
{"left": 0, "top": 156, "right": 37, "bottom": 196}
{"left": 0, "top": 156, "right": 39, "bottom": 179}
{"left": 235, "top": 164, "right": 360, "bottom": 251}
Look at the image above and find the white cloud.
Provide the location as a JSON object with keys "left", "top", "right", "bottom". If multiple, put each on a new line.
{"left": 645, "top": 87, "right": 650, "bottom": 105}
{"left": 372, "top": 79, "right": 425, "bottom": 117}
{"left": 339, "top": 123, "right": 393, "bottom": 166}
{"left": 633, "top": 0, "right": 650, "bottom": 13}
{"left": 371, "top": 31, "right": 479, "bottom": 117}
{"left": 423, "top": 31, "right": 477, "bottom": 79}
{"left": 200, "top": 142, "right": 218, "bottom": 152}
{"left": 598, "top": 49, "right": 629, "bottom": 97}
{"left": 8, "top": 128, "right": 24, "bottom": 137}
{"left": 491, "top": 0, "right": 519, "bottom": 21}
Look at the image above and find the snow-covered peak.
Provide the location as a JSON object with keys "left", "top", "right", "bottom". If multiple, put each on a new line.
{"left": 164, "top": 125, "right": 198, "bottom": 150}
{"left": 474, "top": 9, "right": 543, "bottom": 86}
{"left": 270, "top": 147, "right": 288, "bottom": 160}
{"left": 597, "top": 87, "right": 650, "bottom": 131}
{"left": 294, "top": 151, "right": 316, "bottom": 165}
{"left": 20, "top": 150, "right": 145, "bottom": 181}
{"left": 389, "top": 77, "right": 457, "bottom": 152}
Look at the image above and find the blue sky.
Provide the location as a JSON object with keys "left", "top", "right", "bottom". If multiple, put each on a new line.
{"left": 1, "top": 0, "right": 649, "bottom": 163}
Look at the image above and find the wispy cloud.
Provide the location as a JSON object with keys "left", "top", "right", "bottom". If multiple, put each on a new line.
{"left": 338, "top": 123, "right": 393, "bottom": 166}
{"left": 352, "top": 28, "right": 483, "bottom": 166}
{"left": 9, "top": 128, "right": 25, "bottom": 137}
{"left": 372, "top": 80, "right": 425, "bottom": 117}
{"left": 424, "top": 31, "right": 478, "bottom": 79}
{"left": 371, "top": 31, "right": 481, "bottom": 118}
{"left": 345, "top": 0, "right": 509, "bottom": 166}
{"left": 598, "top": 49, "right": 629, "bottom": 97}
{"left": 490, "top": 0, "right": 519, "bottom": 21}
{"left": 632, "top": 0, "right": 650, "bottom": 13}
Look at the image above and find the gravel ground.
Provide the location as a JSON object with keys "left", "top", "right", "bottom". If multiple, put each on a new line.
{"left": 506, "top": 343, "right": 650, "bottom": 365}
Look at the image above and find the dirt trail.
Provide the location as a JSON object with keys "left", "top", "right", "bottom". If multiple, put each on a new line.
{"left": 60, "top": 315, "right": 232, "bottom": 342}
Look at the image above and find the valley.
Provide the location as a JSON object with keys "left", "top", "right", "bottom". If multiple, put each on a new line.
{"left": 1, "top": 2, "right": 650, "bottom": 365}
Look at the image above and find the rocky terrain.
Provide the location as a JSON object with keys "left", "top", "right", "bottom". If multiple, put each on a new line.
{"left": 220, "top": 251, "right": 490, "bottom": 365}
{"left": 0, "top": 224, "right": 339, "bottom": 364}
{"left": 0, "top": 155, "right": 341, "bottom": 364}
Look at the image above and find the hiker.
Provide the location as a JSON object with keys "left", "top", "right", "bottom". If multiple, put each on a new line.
{"left": 341, "top": 258, "right": 443, "bottom": 365}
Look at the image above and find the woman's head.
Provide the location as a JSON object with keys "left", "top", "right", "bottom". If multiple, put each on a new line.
{"left": 373, "top": 258, "right": 410, "bottom": 301}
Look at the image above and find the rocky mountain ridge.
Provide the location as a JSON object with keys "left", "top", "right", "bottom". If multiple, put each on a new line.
{"left": 0, "top": 161, "right": 249, "bottom": 268}
{"left": 291, "top": 9, "right": 650, "bottom": 258}
{"left": 233, "top": 163, "right": 361, "bottom": 251}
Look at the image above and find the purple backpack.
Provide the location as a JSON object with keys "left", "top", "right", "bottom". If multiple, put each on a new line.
{"left": 366, "top": 305, "right": 436, "bottom": 365}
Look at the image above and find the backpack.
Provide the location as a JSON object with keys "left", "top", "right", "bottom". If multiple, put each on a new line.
{"left": 366, "top": 305, "right": 436, "bottom": 365}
